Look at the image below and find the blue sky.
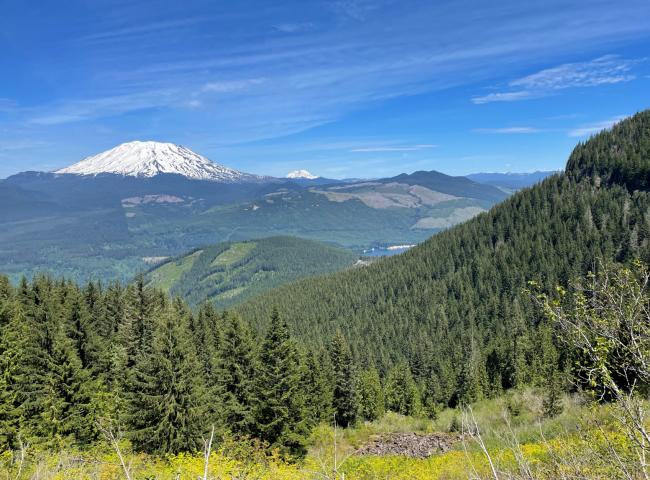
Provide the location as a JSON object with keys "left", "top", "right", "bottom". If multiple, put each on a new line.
{"left": 1, "top": 0, "right": 650, "bottom": 179}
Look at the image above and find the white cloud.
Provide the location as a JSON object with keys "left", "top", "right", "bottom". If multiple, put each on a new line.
{"left": 0, "top": 99, "right": 17, "bottom": 113}
{"left": 273, "top": 23, "right": 314, "bottom": 33}
{"left": 472, "top": 91, "right": 532, "bottom": 104}
{"left": 473, "top": 127, "right": 541, "bottom": 134}
{"left": 7, "top": 1, "right": 650, "bottom": 148}
{"left": 474, "top": 55, "right": 639, "bottom": 104}
{"left": 202, "top": 78, "right": 265, "bottom": 93}
{"left": 351, "top": 144, "right": 437, "bottom": 152}
{"left": 27, "top": 90, "right": 177, "bottom": 125}
{"left": 568, "top": 116, "right": 626, "bottom": 137}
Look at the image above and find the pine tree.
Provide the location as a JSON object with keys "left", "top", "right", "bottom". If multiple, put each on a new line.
{"left": 455, "top": 333, "right": 488, "bottom": 406}
{"left": 127, "top": 302, "right": 207, "bottom": 454}
{"left": 65, "top": 290, "right": 98, "bottom": 370}
{"left": 384, "top": 362, "right": 421, "bottom": 416}
{"left": 329, "top": 330, "right": 358, "bottom": 427}
{"left": 253, "top": 309, "right": 308, "bottom": 457}
{"left": 123, "top": 275, "right": 156, "bottom": 364}
{"left": 357, "top": 367, "right": 384, "bottom": 421}
{"left": 217, "top": 312, "right": 257, "bottom": 436}
{"left": 0, "top": 281, "right": 17, "bottom": 448}
{"left": 192, "top": 302, "right": 222, "bottom": 384}
{"left": 40, "top": 332, "right": 96, "bottom": 444}
{"left": 302, "top": 349, "right": 334, "bottom": 425}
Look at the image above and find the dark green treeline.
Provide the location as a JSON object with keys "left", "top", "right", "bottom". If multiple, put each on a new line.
{"left": 0, "top": 276, "right": 419, "bottom": 456}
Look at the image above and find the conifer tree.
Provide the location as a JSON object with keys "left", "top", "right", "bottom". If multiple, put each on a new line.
{"left": 127, "top": 302, "right": 207, "bottom": 454}
{"left": 384, "top": 362, "right": 421, "bottom": 416}
{"left": 329, "top": 330, "right": 358, "bottom": 427}
{"left": 192, "top": 302, "right": 222, "bottom": 384}
{"left": 357, "top": 367, "right": 384, "bottom": 421}
{"left": 302, "top": 348, "right": 334, "bottom": 425}
{"left": 455, "top": 334, "right": 488, "bottom": 405}
{"left": 253, "top": 309, "right": 308, "bottom": 457}
{"left": 65, "top": 290, "right": 98, "bottom": 370}
{"left": 123, "top": 275, "right": 156, "bottom": 363}
{"left": 40, "top": 331, "right": 96, "bottom": 444}
{"left": 0, "top": 281, "right": 17, "bottom": 448}
{"left": 217, "top": 312, "right": 257, "bottom": 436}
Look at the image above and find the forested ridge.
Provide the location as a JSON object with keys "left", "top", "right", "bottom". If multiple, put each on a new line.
{"left": 146, "top": 236, "right": 358, "bottom": 309}
{"left": 238, "top": 110, "right": 650, "bottom": 400}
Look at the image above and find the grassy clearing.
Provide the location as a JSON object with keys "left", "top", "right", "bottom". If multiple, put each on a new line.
{"left": 147, "top": 250, "right": 202, "bottom": 291}
{"left": 211, "top": 242, "right": 256, "bottom": 267}
{"left": 0, "top": 390, "right": 643, "bottom": 479}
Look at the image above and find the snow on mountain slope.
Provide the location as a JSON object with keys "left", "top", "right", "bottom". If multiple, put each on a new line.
{"left": 56, "top": 141, "right": 264, "bottom": 182}
{"left": 287, "top": 169, "right": 318, "bottom": 179}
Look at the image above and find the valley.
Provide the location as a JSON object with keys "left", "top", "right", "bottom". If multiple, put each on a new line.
{"left": 0, "top": 142, "right": 524, "bottom": 283}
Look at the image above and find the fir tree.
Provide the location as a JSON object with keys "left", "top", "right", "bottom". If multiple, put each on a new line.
{"left": 357, "top": 367, "right": 384, "bottom": 421}
{"left": 302, "top": 348, "right": 334, "bottom": 426}
{"left": 217, "top": 312, "right": 257, "bottom": 436}
{"left": 329, "top": 330, "right": 358, "bottom": 427}
{"left": 384, "top": 362, "right": 421, "bottom": 416}
{"left": 127, "top": 303, "right": 207, "bottom": 454}
{"left": 253, "top": 309, "right": 308, "bottom": 457}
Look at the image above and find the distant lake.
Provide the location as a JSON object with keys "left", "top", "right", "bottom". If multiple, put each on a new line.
{"left": 362, "top": 245, "right": 415, "bottom": 257}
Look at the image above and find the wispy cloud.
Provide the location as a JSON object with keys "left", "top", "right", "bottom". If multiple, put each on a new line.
{"left": 4, "top": 0, "right": 650, "bottom": 162}
{"left": 0, "top": 99, "right": 18, "bottom": 113}
{"left": 79, "top": 16, "right": 217, "bottom": 43}
{"left": 0, "top": 139, "right": 48, "bottom": 152}
{"left": 27, "top": 90, "right": 177, "bottom": 125}
{"left": 351, "top": 144, "right": 437, "bottom": 152}
{"left": 202, "top": 78, "right": 265, "bottom": 93}
{"left": 473, "top": 127, "right": 541, "bottom": 134}
{"left": 473, "top": 55, "right": 639, "bottom": 104}
{"left": 472, "top": 91, "right": 532, "bottom": 104}
{"left": 273, "top": 23, "right": 315, "bottom": 33}
{"left": 568, "top": 115, "right": 626, "bottom": 137}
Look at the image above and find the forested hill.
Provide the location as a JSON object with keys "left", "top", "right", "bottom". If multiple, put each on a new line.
{"left": 237, "top": 110, "right": 650, "bottom": 398}
{"left": 146, "top": 236, "right": 358, "bottom": 309}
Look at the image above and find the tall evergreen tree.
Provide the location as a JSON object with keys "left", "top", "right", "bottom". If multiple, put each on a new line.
{"left": 302, "top": 348, "right": 334, "bottom": 425}
{"left": 329, "top": 330, "right": 358, "bottom": 427}
{"left": 357, "top": 367, "right": 384, "bottom": 421}
{"left": 384, "top": 362, "right": 421, "bottom": 416}
{"left": 217, "top": 312, "right": 257, "bottom": 436}
{"left": 123, "top": 275, "right": 156, "bottom": 364}
{"left": 127, "top": 303, "right": 207, "bottom": 454}
{"left": 253, "top": 309, "right": 308, "bottom": 457}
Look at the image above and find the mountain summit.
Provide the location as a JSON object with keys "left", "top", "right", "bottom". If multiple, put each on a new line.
{"left": 56, "top": 141, "right": 262, "bottom": 182}
{"left": 286, "top": 169, "right": 319, "bottom": 179}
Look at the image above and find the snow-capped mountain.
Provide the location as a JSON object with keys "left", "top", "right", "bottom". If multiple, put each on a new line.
{"left": 56, "top": 141, "right": 263, "bottom": 183}
{"left": 286, "top": 169, "right": 319, "bottom": 180}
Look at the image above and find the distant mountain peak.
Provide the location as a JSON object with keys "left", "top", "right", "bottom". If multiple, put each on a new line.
{"left": 55, "top": 141, "right": 262, "bottom": 182}
{"left": 287, "top": 169, "right": 319, "bottom": 180}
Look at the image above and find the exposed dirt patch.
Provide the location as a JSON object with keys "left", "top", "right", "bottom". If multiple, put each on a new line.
{"left": 357, "top": 433, "right": 459, "bottom": 459}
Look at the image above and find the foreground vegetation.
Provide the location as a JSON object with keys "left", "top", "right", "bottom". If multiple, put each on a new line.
{"left": 1, "top": 260, "right": 649, "bottom": 478}
{"left": 0, "top": 393, "right": 646, "bottom": 479}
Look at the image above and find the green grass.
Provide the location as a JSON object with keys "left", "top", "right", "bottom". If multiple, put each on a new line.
{"left": 0, "top": 390, "right": 641, "bottom": 480}
{"left": 212, "top": 242, "right": 256, "bottom": 267}
{"left": 146, "top": 250, "right": 202, "bottom": 291}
